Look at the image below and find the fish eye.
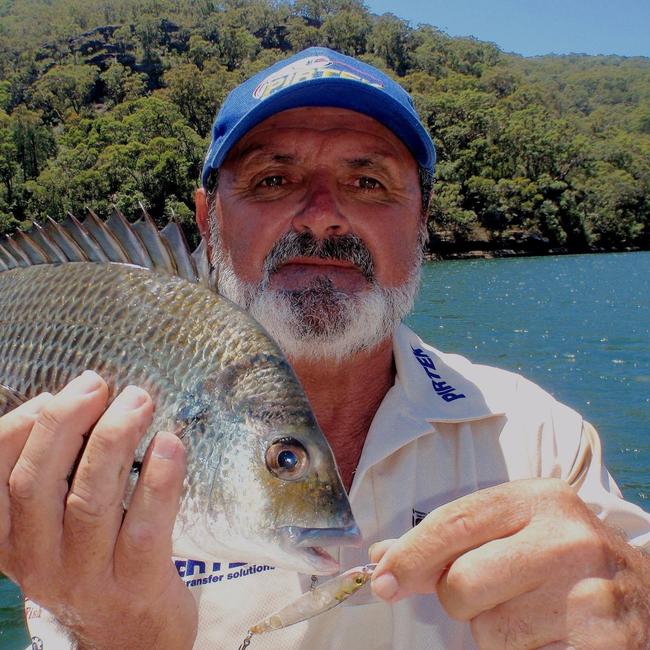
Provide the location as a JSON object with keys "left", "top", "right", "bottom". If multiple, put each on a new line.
{"left": 355, "top": 575, "right": 364, "bottom": 585}
{"left": 265, "top": 438, "right": 309, "bottom": 481}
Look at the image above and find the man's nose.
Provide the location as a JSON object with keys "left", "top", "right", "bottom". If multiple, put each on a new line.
{"left": 291, "top": 177, "right": 350, "bottom": 238}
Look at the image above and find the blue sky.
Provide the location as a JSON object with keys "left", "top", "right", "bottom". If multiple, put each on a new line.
{"left": 363, "top": 0, "right": 650, "bottom": 58}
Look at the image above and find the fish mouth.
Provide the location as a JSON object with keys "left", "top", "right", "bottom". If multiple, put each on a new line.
{"left": 280, "top": 524, "right": 362, "bottom": 574}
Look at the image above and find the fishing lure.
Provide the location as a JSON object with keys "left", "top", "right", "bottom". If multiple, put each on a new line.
{"left": 239, "top": 564, "right": 377, "bottom": 648}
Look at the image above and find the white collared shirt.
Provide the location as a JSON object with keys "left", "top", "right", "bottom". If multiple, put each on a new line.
{"left": 26, "top": 325, "right": 650, "bottom": 649}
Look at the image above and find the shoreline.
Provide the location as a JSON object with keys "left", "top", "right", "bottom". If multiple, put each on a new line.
{"left": 425, "top": 245, "right": 648, "bottom": 261}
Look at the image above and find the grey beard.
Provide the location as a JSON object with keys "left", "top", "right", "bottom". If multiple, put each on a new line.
{"left": 209, "top": 225, "right": 422, "bottom": 362}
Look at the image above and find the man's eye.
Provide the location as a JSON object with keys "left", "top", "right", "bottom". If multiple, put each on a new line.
{"left": 356, "top": 176, "right": 382, "bottom": 190}
{"left": 259, "top": 175, "right": 285, "bottom": 188}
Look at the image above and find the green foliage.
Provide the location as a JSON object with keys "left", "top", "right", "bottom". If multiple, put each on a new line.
{"left": 200, "top": 9, "right": 261, "bottom": 70}
{"left": 321, "top": 9, "right": 371, "bottom": 55}
{"left": 23, "top": 96, "right": 204, "bottom": 228}
{"left": 0, "top": 0, "right": 648, "bottom": 254}
{"left": 428, "top": 179, "right": 480, "bottom": 242}
{"left": 30, "top": 64, "right": 100, "bottom": 121}
{"left": 162, "top": 63, "right": 230, "bottom": 136}
{"left": 100, "top": 63, "right": 147, "bottom": 105}
{"left": 0, "top": 80, "right": 10, "bottom": 111}
{"left": 369, "top": 13, "right": 411, "bottom": 76}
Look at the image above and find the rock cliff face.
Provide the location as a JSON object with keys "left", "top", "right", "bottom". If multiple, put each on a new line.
{"left": 37, "top": 19, "right": 184, "bottom": 78}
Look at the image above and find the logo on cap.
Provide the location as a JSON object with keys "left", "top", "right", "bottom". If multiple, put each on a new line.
{"left": 253, "top": 55, "right": 384, "bottom": 101}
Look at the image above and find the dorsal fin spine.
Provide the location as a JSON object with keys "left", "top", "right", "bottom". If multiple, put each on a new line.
{"left": 0, "top": 238, "right": 19, "bottom": 269}
{"left": 106, "top": 208, "right": 153, "bottom": 268}
{"left": 161, "top": 221, "right": 197, "bottom": 283}
{"left": 44, "top": 216, "right": 89, "bottom": 261}
{"left": 3, "top": 235, "right": 31, "bottom": 267}
{"left": 84, "top": 209, "right": 130, "bottom": 263}
{"left": 133, "top": 209, "right": 178, "bottom": 275}
{"left": 13, "top": 230, "right": 48, "bottom": 265}
{"left": 27, "top": 222, "right": 68, "bottom": 263}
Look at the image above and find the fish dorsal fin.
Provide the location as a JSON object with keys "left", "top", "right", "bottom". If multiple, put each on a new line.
{"left": 0, "top": 384, "right": 28, "bottom": 417}
{"left": 192, "top": 238, "right": 215, "bottom": 290}
{"left": 26, "top": 222, "right": 68, "bottom": 263}
{"left": 0, "top": 237, "right": 19, "bottom": 270}
{"left": 132, "top": 208, "right": 177, "bottom": 275}
{"left": 11, "top": 230, "right": 49, "bottom": 265}
{"left": 83, "top": 208, "right": 131, "bottom": 263}
{"left": 161, "top": 221, "right": 197, "bottom": 283}
{"left": 105, "top": 208, "right": 153, "bottom": 268}
{"left": 0, "top": 208, "right": 217, "bottom": 291}
{"left": 43, "top": 216, "right": 90, "bottom": 262}
{"left": 0, "top": 233, "right": 31, "bottom": 268}
{"left": 61, "top": 213, "right": 111, "bottom": 262}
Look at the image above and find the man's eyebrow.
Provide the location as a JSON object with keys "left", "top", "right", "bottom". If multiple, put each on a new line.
{"left": 344, "top": 155, "right": 398, "bottom": 171}
{"left": 232, "top": 144, "right": 296, "bottom": 165}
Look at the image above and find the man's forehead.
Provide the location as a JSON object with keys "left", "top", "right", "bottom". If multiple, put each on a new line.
{"left": 225, "top": 107, "right": 416, "bottom": 165}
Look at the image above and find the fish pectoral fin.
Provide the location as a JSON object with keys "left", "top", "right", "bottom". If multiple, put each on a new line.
{"left": 0, "top": 384, "right": 29, "bottom": 416}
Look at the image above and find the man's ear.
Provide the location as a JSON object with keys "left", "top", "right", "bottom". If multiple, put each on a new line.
{"left": 195, "top": 186, "right": 210, "bottom": 242}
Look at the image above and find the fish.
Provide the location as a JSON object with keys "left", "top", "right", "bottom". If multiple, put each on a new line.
{"left": 0, "top": 208, "right": 360, "bottom": 575}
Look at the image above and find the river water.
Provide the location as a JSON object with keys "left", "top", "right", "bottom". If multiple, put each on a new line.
{"left": 1, "top": 252, "right": 649, "bottom": 647}
{"left": 408, "top": 251, "right": 650, "bottom": 507}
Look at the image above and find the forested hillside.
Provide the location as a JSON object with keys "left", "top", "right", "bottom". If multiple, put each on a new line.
{"left": 1, "top": 0, "right": 649, "bottom": 255}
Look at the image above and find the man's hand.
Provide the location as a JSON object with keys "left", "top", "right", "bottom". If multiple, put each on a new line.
{"left": 0, "top": 371, "right": 197, "bottom": 649}
{"left": 370, "top": 479, "right": 650, "bottom": 649}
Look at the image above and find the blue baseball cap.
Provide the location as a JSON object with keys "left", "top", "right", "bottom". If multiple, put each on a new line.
{"left": 201, "top": 47, "right": 436, "bottom": 187}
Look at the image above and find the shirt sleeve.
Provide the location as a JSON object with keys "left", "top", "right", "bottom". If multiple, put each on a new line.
{"left": 568, "top": 420, "right": 650, "bottom": 550}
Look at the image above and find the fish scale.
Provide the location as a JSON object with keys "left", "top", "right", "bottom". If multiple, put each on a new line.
{"left": 0, "top": 213, "right": 360, "bottom": 574}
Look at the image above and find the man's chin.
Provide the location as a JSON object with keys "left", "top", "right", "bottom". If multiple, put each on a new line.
{"left": 248, "top": 288, "right": 395, "bottom": 363}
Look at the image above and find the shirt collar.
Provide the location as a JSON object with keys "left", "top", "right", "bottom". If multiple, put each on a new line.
{"left": 350, "top": 324, "right": 505, "bottom": 500}
{"left": 393, "top": 323, "right": 506, "bottom": 423}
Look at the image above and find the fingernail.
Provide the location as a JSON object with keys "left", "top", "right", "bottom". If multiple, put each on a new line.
{"left": 152, "top": 432, "right": 179, "bottom": 460}
{"left": 75, "top": 370, "right": 104, "bottom": 394}
{"left": 372, "top": 572, "right": 399, "bottom": 601}
{"left": 117, "top": 385, "right": 147, "bottom": 409}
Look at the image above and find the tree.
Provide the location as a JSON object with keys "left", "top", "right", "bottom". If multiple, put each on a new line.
{"left": 133, "top": 15, "right": 166, "bottom": 61}
{"left": 286, "top": 17, "right": 322, "bottom": 50}
{"left": 30, "top": 64, "right": 99, "bottom": 121}
{"left": 162, "top": 64, "right": 227, "bottom": 137}
{"left": 187, "top": 34, "right": 219, "bottom": 70}
{"left": 10, "top": 105, "right": 56, "bottom": 181}
{"left": 428, "top": 176, "right": 481, "bottom": 243}
{"left": 0, "top": 81, "right": 10, "bottom": 111}
{"left": 0, "top": 110, "right": 18, "bottom": 205}
{"left": 293, "top": 0, "right": 333, "bottom": 27}
{"left": 201, "top": 10, "right": 260, "bottom": 71}
{"left": 411, "top": 25, "right": 454, "bottom": 78}
{"left": 369, "top": 13, "right": 412, "bottom": 76}
{"left": 243, "top": 0, "right": 292, "bottom": 50}
{"left": 322, "top": 9, "right": 371, "bottom": 56}
{"left": 448, "top": 37, "right": 500, "bottom": 77}
{"left": 582, "top": 162, "right": 647, "bottom": 247}
{"left": 100, "top": 63, "right": 147, "bottom": 105}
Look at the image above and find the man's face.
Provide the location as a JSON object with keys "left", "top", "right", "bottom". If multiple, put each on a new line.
{"left": 200, "top": 107, "right": 425, "bottom": 361}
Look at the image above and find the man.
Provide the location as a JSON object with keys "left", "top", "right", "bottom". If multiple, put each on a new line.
{"left": 4, "top": 48, "right": 650, "bottom": 649}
